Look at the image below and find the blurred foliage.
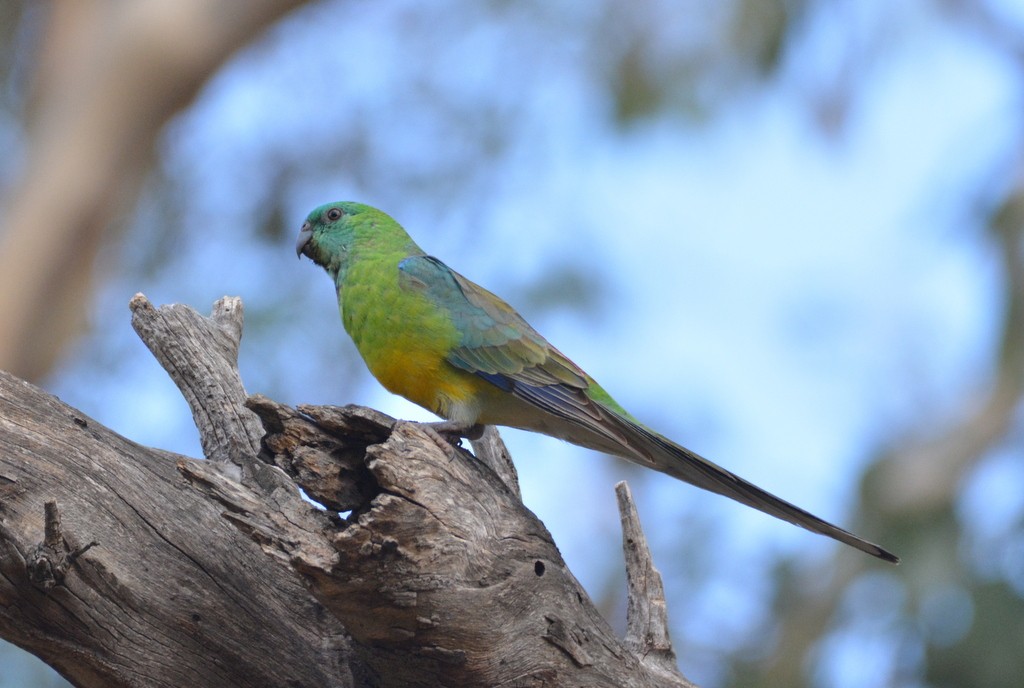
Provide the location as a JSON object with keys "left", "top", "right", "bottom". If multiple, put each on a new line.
{"left": 927, "top": 580, "right": 1024, "bottom": 687}
{"left": 1, "top": 0, "right": 1023, "bottom": 687}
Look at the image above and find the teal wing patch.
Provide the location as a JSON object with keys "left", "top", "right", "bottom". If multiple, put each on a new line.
{"left": 398, "top": 255, "right": 628, "bottom": 441}
{"left": 397, "top": 255, "right": 587, "bottom": 389}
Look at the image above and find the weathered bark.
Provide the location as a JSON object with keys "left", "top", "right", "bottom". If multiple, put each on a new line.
{"left": 0, "top": 372, "right": 355, "bottom": 687}
{"left": 0, "top": 296, "right": 694, "bottom": 687}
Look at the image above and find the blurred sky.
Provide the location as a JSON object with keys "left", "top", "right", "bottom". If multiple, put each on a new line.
{"left": 23, "top": 1, "right": 1023, "bottom": 686}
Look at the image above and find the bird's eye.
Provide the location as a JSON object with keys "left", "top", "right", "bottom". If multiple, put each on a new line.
{"left": 326, "top": 208, "right": 343, "bottom": 221}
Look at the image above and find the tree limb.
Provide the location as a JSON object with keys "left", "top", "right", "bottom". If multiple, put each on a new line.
{"left": 0, "top": 296, "right": 694, "bottom": 687}
{"left": 0, "top": 370, "right": 356, "bottom": 688}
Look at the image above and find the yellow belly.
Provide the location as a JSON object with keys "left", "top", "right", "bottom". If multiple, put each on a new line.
{"left": 360, "top": 333, "right": 485, "bottom": 424}
{"left": 341, "top": 255, "right": 482, "bottom": 422}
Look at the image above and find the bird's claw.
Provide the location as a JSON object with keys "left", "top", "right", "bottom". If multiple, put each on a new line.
{"left": 418, "top": 421, "right": 485, "bottom": 458}
{"left": 417, "top": 424, "right": 463, "bottom": 459}
{"left": 423, "top": 421, "right": 485, "bottom": 444}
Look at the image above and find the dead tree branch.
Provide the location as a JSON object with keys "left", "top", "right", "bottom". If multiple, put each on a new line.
{"left": 0, "top": 296, "right": 692, "bottom": 687}
{"left": 0, "top": 370, "right": 356, "bottom": 687}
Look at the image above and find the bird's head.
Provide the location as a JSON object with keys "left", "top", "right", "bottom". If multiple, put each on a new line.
{"left": 297, "top": 201, "right": 423, "bottom": 280}
{"left": 295, "top": 201, "right": 370, "bottom": 274}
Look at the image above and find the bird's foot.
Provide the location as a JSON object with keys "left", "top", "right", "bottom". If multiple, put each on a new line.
{"left": 421, "top": 420, "right": 485, "bottom": 447}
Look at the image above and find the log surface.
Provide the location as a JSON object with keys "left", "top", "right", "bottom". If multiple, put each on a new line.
{"left": 0, "top": 297, "right": 692, "bottom": 687}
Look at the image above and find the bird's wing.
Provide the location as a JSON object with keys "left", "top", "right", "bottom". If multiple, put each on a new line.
{"left": 397, "top": 255, "right": 622, "bottom": 432}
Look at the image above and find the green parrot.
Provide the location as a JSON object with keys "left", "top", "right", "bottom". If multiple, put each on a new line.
{"left": 296, "top": 201, "right": 898, "bottom": 564}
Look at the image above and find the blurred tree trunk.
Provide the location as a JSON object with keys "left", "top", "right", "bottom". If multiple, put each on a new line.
{"left": 0, "top": 296, "right": 696, "bottom": 688}
{"left": 0, "top": 0, "right": 308, "bottom": 381}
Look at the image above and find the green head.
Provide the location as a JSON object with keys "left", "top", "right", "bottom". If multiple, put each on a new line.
{"left": 296, "top": 201, "right": 369, "bottom": 274}
{"left": 296, "top": 201, "right": 420, "bottom": 278}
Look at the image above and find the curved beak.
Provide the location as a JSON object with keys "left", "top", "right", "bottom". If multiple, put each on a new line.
{"left": 295, "top": 221, "right": 313, "bottom": 258}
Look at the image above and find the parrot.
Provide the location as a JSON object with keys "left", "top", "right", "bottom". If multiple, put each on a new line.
{"left": 296, "top": 201, "right": 899, "bottom": 564}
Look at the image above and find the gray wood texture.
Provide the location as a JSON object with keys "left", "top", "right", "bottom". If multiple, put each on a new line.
{"left": 0, "top": 296, "right": 693, "bottom": 687}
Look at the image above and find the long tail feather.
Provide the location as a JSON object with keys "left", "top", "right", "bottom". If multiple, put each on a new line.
{"left": 495, "top": 373, "right": 899, "bottom": 562}
{"left": 622, "top": 419, "right": 899, "bottom": 563}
